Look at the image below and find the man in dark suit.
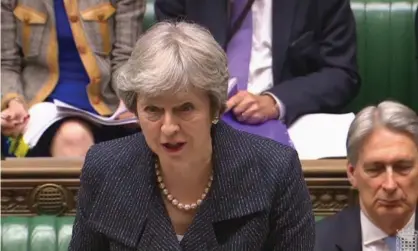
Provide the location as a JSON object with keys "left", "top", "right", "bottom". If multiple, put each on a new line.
{"left": 315, "top": 101, "right": 418, "bottom": 251}
{"left": 154, "top": 0, "right": 360, "bottom": 125}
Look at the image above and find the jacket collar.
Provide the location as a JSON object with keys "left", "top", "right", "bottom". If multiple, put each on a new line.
{"left": 87, "top": 122, "right": 269, "bottom": 249}
{"left": 334, "top": 206, "right": 363, "bottom": 251}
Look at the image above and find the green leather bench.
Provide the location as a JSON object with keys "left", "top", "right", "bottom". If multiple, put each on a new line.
{"left": 1, "top": 216, "right": 325, "bottom": 250}
{"left": 347, "top": 0, "right": 418, "bottom": 112}
{"left": 1, "top": 217, "right": 73, "bottom": 251}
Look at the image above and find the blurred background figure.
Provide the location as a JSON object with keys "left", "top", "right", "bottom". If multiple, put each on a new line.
{"left": 1, "top": 0, "right": 145, "bottom": 157}
{"left": 315, "top": 101, "right": 418, "bottom": 251}
{"left": 155, "top": 0, "right": 360, "bottom": 126}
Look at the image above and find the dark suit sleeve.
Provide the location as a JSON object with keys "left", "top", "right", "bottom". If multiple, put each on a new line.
{"left": 154, "top": 0, "right": 186, "bottom": 21}
{"left": 270, "top": 0, "right": 359, "bottom": 125}
{"left": 270, "top": 150, "right": 315, "bottom": 250}
{"left": 68, "top": 146, "right": 109, "bottom": 250}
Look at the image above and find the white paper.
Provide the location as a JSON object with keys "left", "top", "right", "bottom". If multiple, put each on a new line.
{"left": 53, "top": 100, "right": 137, "bottom": 125}
{"left": 21, "top": 100, "right": 138, "bottom": 148}
{"left": 227, "top": 77, "right": 238, "bottom": 96}
{"left": 288, "top": 113, "right": 355, "bottom": 159}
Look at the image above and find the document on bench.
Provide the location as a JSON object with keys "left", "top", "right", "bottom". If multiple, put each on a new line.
{"left": 288, "top": 113, "right": 355, "bottom": 160}
{"left": 22, "top": 100, "right": 137, "bottom": 149}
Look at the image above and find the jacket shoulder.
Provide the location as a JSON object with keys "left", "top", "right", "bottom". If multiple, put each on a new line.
{"left": 314, "top": 207, "right": 360, "bottom": 251}
{"left": 82, "top": 133, "right": 145, "bottom": 174}
{"left": 225, "top": 125, "right": 297, "bottom": 161}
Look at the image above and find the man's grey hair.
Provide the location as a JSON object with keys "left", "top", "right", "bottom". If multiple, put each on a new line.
{"left": 114, "top": 21, "right": 229, "bottom": 116}
{"left": 347, "top": 100, "right": 418, "bottom": 165}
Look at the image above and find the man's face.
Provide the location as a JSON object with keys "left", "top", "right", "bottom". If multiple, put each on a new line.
{"left": 348, "top": 127, "right": 418, "bottom": 223}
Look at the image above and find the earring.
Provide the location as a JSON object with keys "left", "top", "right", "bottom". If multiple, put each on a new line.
{"left": 212, "top": 117, "right": 219, "bottom": 124}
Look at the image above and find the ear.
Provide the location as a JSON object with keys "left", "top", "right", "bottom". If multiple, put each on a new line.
{"left": 347, "top": 162, "right": 358, "bottom": 188}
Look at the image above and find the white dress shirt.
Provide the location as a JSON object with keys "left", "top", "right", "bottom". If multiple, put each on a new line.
{"left": 361, "top": 210, "right": 416, "bottom": 251}
{"left": 246, "top": 0, "right": 286, "bottom": 119}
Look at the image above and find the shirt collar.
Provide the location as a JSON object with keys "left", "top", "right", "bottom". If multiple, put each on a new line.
{"left": 361, "top": 210, "right": 416, "bottom": 246}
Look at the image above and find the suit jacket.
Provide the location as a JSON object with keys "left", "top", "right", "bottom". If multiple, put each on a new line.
{"left": 1, "top": 0, "right": 145, "bottom": 115}
{"left": 68, "top": 121, "right": 315, "bottom": 251}
{"left": 154, "top": 0, "right": 360, "bottom": 125}
{"left": 314, "top": 206, "right": 418, "bottom": 251}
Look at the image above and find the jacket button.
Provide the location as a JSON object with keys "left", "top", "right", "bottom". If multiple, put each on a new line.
{"left": 97, "top": 14, "right": 105, "bottom": 21}
{"left": 69, "top": 15, "right": 79, "bottom": 23}
{"left": 92, "top": 77, "right": 100, "bottom": 84}
{"left": 23, "top": 15, "right": 30, "bottom": 23}
{"left": 77, "top": 46, "right": 86, "bottom": 54}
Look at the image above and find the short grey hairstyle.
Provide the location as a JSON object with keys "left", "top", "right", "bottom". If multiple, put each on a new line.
{"left": 347, "top": 100, "right": 418, "bottom": 165}
{"left": 114, "top": 21, "right": 229, "bottom": 116}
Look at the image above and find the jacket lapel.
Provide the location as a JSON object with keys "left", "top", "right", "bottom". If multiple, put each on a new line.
{"left": 272, "top": 0, "right": 299, "bottom": 78}
{"left": 144, "top": 194, "right": 183, "bottom": 250}
{"left": 179, "top": 122, "right": 270, "bottom": 249}
{"left": 87, "top": 133, "right": 179, "bottom": 250}
{"left": 335, "top": 206, "right": 363, "bottom": 251}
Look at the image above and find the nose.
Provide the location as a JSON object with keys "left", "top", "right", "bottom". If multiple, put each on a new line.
{"left": 382, "top": 167, "right": 397, "bottom": 193}
{"left": 161, "top": 113, "right": 179, "bottom": 136}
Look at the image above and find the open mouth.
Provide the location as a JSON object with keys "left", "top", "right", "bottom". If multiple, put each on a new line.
{"left": 162, "top": 142, "right": 186, "bottom": 152}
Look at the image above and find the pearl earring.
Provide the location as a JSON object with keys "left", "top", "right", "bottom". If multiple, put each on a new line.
{"left": 212, "top": 117, "right": 219, "bottom": 124}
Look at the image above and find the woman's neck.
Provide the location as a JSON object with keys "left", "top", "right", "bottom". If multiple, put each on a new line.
{"left": 158, "top": 156, "right": 213, "bottom": 204}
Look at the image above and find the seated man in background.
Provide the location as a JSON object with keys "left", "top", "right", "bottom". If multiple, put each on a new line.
{"left": 1, "top": 0, "right": 145, "bottom": 157}
{"left": 155, "top": 0, "right": 360, "bottom": 125}
{"left": 315, "top": 101, "right": 418, "bottom": 251}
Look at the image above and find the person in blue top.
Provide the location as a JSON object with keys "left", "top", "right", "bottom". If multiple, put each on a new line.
{"left": 1, "top": 0, "right": 145, "bottom": 157}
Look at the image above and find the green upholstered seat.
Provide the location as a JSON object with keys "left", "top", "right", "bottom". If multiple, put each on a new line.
{"left": 1, "top": 217, "right": 74, "bottom": 251}
{"left": 1, "top": 216, "right": 325, "bottom": 250}
{"left": 348, "top": 0, "right": 418, "bottom": 112}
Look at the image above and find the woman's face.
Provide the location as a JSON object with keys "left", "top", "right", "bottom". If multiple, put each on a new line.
{"left": 137, "top": 87, "right": 214, "bottom": 163}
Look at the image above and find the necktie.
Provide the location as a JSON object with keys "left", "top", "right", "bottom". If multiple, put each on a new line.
{"left": 226, "top": 0, "right": 253, "bottom": 91}
{"left": 384, "top": 236, "right": 398, "bottom": 251}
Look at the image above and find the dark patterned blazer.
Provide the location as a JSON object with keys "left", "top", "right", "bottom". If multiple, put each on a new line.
{"left": 68, "top": 121, "right": 315, "bottom": 251}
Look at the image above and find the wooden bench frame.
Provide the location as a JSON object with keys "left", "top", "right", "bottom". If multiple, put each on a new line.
{"left": 1, "top": 158, "right": 357, "bottom": 217}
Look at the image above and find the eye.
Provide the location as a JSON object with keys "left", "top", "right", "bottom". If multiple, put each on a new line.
{"left": 364, "top": 163, "right": 385, "bottom": 177}
{"left": 394, "top": 163, "right": 413, "bottom": 175}
{"left": 144, "top": 106, "right": 160, "bottom": 113}
{"left": 179, "top": 103, "right": 194, "bottom": 112}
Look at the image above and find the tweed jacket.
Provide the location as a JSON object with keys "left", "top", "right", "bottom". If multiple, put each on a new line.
{"left": 68, "top": 121, "right": 315, "bottom": 251}
{"left": 1, "top": 0, "right": 145, "bottom": 115}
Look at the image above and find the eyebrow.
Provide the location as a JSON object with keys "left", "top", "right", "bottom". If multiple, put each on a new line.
{"left": 142, "top": 102, "right": 192, "bottom": 108}
{"left": 365, "top": 159, "right": 414, "bottom": 166}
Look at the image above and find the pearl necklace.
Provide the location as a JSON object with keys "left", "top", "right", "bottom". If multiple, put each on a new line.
{"left": 155, "top": 161, "right": 213, "bottom": 211}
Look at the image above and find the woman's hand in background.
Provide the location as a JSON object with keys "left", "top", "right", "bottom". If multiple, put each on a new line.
{"left": 1, "top": 99, "right": 29, "bottom": 137}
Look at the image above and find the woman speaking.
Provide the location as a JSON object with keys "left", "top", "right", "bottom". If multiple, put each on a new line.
{"left": 69, "top": 21, "right": 315, "bottom": 250}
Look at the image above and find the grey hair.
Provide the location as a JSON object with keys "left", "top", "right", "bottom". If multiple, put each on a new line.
{"left": 114, "top": 21, "right": 229, "bottom": 116}
{"left": 347, "top": 100, "right": 418, "bottom": 165}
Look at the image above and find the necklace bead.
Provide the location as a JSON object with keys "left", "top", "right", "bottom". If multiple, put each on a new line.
{"left": 155, "top": 161, "right": 213, "bottom": 211}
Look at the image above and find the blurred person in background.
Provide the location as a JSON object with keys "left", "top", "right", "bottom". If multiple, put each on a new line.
{"left": 1, "top": 0, "right": 145, "bottom": 157}
{"left": 155, "top": 0, "right": 360, "bottom": 126}
{"left": 315, "top": 101, "right": 418, "bottom": 251}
